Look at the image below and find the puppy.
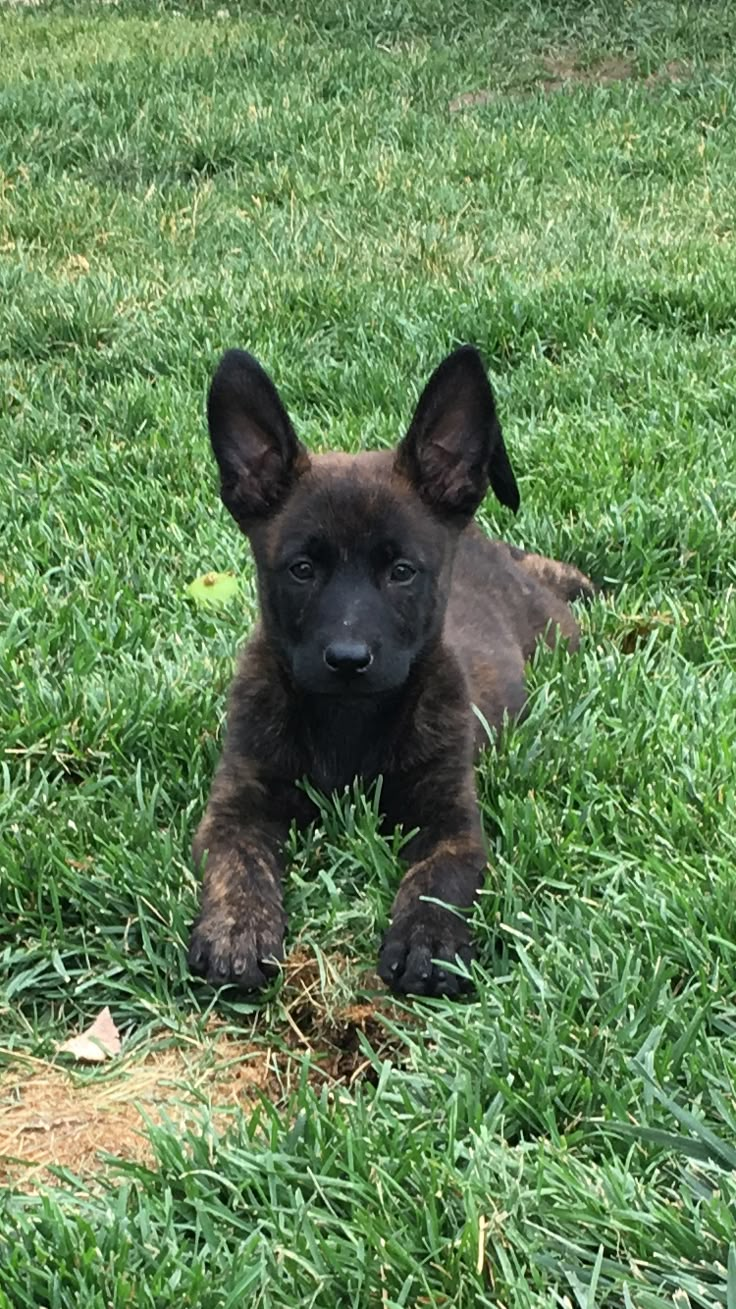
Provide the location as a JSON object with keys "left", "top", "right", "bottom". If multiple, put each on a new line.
{"left": 189, "top": 347, "right": 592, "bottom": 996}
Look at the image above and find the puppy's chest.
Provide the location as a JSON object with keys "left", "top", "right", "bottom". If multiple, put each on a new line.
{"left": 298, "top": 704, "right": 395, "bottom": 794}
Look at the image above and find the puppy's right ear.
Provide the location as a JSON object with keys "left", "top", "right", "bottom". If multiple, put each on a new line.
{"left": 207, "top": 350, "right": 309, "bottom": 530}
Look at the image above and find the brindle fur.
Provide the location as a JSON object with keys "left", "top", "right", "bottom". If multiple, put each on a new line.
{"left": 188, "top": 347, "right": 592, "bottom": 997}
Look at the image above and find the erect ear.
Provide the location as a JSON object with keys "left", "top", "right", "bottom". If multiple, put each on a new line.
{"left": 395, "top": 346, "right": 520, "bottom": 519}
{"left": 207, "top": 350, "right": 309, "bottom": 530}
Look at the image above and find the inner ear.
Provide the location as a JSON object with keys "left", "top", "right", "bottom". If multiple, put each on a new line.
{"left": 207, "top": 349, "right": 309, "bottom": 531}
{"left": 395, "top": 346, "right": 520, "bottom": 518}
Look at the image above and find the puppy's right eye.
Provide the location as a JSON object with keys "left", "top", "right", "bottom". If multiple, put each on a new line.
{"left": 289, "top": 559, "right": 314, "bottom": 581}
{"left": 388, "top": 560, "right": 416, "bottom": 584}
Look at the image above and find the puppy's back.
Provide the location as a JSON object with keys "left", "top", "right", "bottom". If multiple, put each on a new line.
{"left": 446, "top": 528, "right": 586, "bottom": 733}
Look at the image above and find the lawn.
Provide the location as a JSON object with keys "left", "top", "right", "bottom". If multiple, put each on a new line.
{"left": 1, "top": 0, "right": 736, "bottom": 1303}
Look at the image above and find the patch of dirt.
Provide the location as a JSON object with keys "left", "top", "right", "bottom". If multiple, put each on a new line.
{"left": 644, "top": 59, "right": 693, "bottom": 88}
{"left": 449, "top": 55, "right": 694, "bottom": 112}
{"left": 278, "top": 950, "right": 411, "bottom": 1086}
{"left": 449, "top": 88, "right": 500, "bottom": 112}
{"left": 539, "top": 52, "right": 635, "bottom": 92}
{"left": 0, "top": 949, "right": 410, "bottom": 1186}
{"left": 0, "top": 1041, "right": 269, "bottom": 1185}
{"left": 59, "top": 253, "right": 91, "bottom": 281}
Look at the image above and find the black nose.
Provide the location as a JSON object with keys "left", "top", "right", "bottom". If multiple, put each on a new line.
{"left": 324, "top": 641, "right": 373, "bottom": 674}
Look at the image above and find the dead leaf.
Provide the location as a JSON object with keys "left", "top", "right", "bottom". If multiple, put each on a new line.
{"left": 618, "top": 611, "right": 675, "bottom": 654}
{"left": 57, "top": 1008, "right": 121, "bottom": 1063}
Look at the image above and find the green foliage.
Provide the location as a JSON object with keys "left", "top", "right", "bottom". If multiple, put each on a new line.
{"left": 1, "top": 0, "right": 735, "bottom": 1304}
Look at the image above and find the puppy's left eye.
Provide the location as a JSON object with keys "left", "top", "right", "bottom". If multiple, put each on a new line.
{"left": 389, "top": 560, "right": 416, "bottom": 584}
{"left": 290, "top": 559, "right": 315, "bottom": 581}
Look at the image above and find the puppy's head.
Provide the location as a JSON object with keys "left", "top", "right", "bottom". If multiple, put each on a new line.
{"left": 207, "top": 346, "right": 519, "bottom": 697}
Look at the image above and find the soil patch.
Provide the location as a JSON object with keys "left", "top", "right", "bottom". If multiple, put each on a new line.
{"left": 0, "top": 951, "right": 411, "bottom": 1185}
{"left": 449, "top": 55, "right": 694, "bottom": 112}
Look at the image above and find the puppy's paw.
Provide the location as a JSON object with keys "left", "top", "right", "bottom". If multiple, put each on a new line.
{"left": 378, "top": 905, "right": 474, "bottom": 998}
{"left": 188, "top": 906, "right": 285, "bottom": 992}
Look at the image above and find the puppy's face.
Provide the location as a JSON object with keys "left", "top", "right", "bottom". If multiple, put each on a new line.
{"left": 251, "top": 456, "right": 453, "bottom": 696}
{"left": 205, "top": 346, "right": 519, "bottom": 696}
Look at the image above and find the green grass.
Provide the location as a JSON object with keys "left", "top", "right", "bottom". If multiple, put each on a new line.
{"left": 2, "top": 0, "right": 736, "bottom": 1303}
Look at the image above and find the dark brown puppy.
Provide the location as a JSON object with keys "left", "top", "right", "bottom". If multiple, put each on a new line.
{"left": 189, "top": 347, "right": 592, "bottom": 997}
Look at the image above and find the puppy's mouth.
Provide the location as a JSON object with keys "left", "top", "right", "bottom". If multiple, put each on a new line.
{"left": 292, "top": 667, "right": 408, "bottom": 699}
{"left": 308, "top": 678, "right": 401, "bottom": 699}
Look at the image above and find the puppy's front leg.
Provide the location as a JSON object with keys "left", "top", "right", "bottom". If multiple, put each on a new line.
{"left": 378, "top": 771, "right": 487, "bottom": 998}
{"left": 188, "top": 757, "right": 290, "bottom": 991}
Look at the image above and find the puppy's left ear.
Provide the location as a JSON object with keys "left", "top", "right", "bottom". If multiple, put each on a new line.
{"left": 395, "top": 346, "right": 520, "bottom": 519}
